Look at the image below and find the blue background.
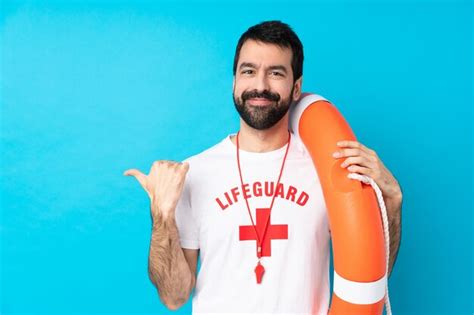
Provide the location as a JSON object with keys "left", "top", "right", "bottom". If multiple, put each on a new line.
{"left": 1, "top": 0, "right": 472, "bottom": 314}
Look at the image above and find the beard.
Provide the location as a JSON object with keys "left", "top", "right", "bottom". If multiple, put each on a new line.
{"left": 233, "top": 85, "right": 294, "bottom": 130}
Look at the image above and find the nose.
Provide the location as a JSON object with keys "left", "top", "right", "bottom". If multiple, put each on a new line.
{"left": 253, "top": 71, "right": 270, "bottom": 92}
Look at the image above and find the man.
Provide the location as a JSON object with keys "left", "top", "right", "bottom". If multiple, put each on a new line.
{"left": 124, "top": 20, "right": 402, "bottom": 314}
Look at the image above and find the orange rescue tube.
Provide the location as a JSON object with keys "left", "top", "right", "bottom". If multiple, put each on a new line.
{"left": 289, "top": 93, "right": 387, "bottom": 315}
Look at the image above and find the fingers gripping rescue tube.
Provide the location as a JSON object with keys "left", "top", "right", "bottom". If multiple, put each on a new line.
{"left": 289, "top": 93, "right": 392, "bottom": 315}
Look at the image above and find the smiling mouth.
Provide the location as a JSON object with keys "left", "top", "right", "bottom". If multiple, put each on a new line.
{"left": 247, "top": 98, "right": 273, "bottom": 106}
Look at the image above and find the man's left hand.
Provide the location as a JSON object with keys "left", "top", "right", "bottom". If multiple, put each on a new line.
{"left": 332, "top": 140, "right": 402, "bottom": 203}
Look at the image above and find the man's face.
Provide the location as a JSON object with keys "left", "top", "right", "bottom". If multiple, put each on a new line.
{"left": 233, "top": 39, "right": 301, "bottom": 130}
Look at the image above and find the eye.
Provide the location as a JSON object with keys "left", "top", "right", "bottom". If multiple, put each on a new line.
{"left": 270, "top": 71, "right": 284, "bottom": 77}
{"left": 241, "top": 69, "right": 254, "bottom": 75}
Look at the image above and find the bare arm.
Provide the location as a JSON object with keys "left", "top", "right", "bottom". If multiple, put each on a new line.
{"left": 333, "top": 140, "right": 403, "bottom": 278}
{"left": 386, "top": 191, "right": 402, "bottom": 277}
{"left": 148, "top": 206, "right": 196, "bottom": 310}
{"left": 124, "top": 160, "right": 198, "bottom": 310}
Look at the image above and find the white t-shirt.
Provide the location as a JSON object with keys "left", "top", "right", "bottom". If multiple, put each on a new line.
{"left": 175, "top": 132, "right": 331, "bottom": 315}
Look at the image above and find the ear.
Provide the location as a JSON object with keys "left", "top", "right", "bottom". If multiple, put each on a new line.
{"left": 292, "top": 76, "right": 303, "bottom": 102}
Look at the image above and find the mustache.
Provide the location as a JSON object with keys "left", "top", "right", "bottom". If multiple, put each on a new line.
{"left": 241, "top": 90, "right": 281, "bottom": 103}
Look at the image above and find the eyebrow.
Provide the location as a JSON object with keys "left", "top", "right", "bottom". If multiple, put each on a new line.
{"left": 239, "top": 62, "right": 288, "bottom": 74}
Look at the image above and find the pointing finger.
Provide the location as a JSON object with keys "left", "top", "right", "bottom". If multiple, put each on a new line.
{"left": 336, "top": 140, "right": 371, "bottom": 154}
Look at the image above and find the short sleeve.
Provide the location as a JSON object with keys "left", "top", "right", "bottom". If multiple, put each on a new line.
{"left": 174, "top": 169, "right": 200, "bottom": 249}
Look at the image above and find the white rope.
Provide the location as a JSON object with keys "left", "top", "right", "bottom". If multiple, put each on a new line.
{"left": 347, "top": 173, "right": 392, "bottom": 315}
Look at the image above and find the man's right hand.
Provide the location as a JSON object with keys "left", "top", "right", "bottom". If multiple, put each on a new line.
{"left": 123, "top": 160, "right": 190, "bottom": 221}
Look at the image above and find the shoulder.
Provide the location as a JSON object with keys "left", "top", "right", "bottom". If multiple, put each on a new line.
{"left": 184, "top": 136, "right": 230, "bottom": 163}
{"left": 291, "top": 133, "right": 311, "bottom": 158}
{"left": 180, "top": 134, "right": 233, "bottom": 177}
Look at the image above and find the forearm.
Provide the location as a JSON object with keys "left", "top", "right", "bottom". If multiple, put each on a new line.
{"left": 148, "top": 205, "right": 194, "bottom": 310}
{"left": 385, "top": 193, "right": 402, "bottom": 277}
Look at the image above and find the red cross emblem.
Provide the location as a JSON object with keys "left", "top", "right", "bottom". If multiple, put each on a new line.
{"left": 239, "top": 208, "right": 288, "bottom": 257}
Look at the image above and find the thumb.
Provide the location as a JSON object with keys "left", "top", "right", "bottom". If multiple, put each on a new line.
{"left": 123, "top": 168, "right": 147, "bottom": 188}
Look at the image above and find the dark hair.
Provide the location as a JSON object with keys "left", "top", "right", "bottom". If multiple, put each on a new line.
{"left": 233, "top": 20, "right": 304, "bottom": 83}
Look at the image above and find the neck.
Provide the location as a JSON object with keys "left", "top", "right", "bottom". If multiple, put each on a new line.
{"left": 230, "top": 114, "right": 290, "bottom": 153}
